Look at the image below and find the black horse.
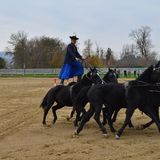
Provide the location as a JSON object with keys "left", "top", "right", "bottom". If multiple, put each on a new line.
{"left": 40, "top": 67, "right": 102, "bottom": 125}
{"left": 72, "top": 68, "right": 118, "bottom": 128}
{"left": 116, "top": 63, "right": 160, "bottom": 139}
{"left": 75, "top": 63, "right": 160, "bottom": 136}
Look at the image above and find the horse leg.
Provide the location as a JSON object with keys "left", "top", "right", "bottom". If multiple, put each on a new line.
{"left": 128, "top": 120, "right": 134, "bottom": 128}
{"left": 142, "top": 120, "right": 154, "bottom": 129}
{"left": 78, "top": 108, "right": 86, "bottom": 121}
{"left": 75, "top": 105, "right": 95, "bottom": 135}
{"left": 74, "top": 107, "right": 87, "bottom": 128}
{"left": 74, "top": 106, "right": 82, "bottom": 128}
{"left": 116, "top": 106, "right": 136, "bottom": 139}
{"left": 70, "top": 108, "right": 75, "bottom": 119}
{"left": 73, "top": 101, "right": 87, "bottom": 128}
{"left": 67, "top": 108, "right": 75, "bottom": 121}
{"left": 106, "top": 107, "right": 116, "bottom": 133}
{"left": 113, "top": 108, "right": 134, "bottom": 128}
{"left": 144, "top": 106, "right": 160, "bottom": 132}
{"left": 112, "top": 108, "right": 120, "bottom": 123}
{"left": 93, "top": 105, "right": 107, "bottom": 135}
{"left": 141, "top": 107, "right": 159, "bottom": 129}
{"left": 42, "top": 98, "right": 54, "bottom": 125}
{"left": 51, "top": 104, "right": 64, "bottom": 124}
{"left": 42, "top": 105, "right": 52, "bottom": 125}
{"left": 102, "top": 107, "right": 108, "bottom": 126}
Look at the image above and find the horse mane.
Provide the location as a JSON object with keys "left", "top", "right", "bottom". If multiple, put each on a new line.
{"left": 103, "top": 69, "right": 118, "bottom": 83}
{"left": 136, "top": 65, "right": 153, "bottom": 82}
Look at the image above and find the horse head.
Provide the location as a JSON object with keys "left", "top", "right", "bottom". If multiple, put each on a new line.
{"left": 103, "top": 68, "right": 118, "bottom": 83}
{"left": 82, "top": 67, "right": 102, "bottom": 85}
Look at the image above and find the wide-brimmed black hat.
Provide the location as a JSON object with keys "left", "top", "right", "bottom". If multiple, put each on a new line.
{"left": 69, "top": 35, "right": 79, "bottom": 40}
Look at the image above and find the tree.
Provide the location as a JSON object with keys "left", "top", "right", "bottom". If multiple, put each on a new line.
{"left": 129, "top": 26, "right": 153, "bottom": 58}
{"left": 117, "top": 44, "right": 157, "bottom": 67}
{"left": 86, "top": 55, "right": 104, "bottom": 67}
{"left": 51, "top": 52, "right": 64, "bottom": 68}
{"left": 105, "top": 48, "right": 112, "bottom": 67}
{"left": 26, "top": 36, "right": 66, "bottom": 68}
{"left": 0, "top": 57, "right": 6, "bottom": 69}
{"left": 7, "top": 31, "right": 66, "bottom": 68}
{"left": 7, "top": 31, "right": 28, "bottom": 68}
{"left": 118, "top": 44, "right": 137, "bottom": 67}
{"left": 83, "top": 39, "right": 93, "bottom": 57}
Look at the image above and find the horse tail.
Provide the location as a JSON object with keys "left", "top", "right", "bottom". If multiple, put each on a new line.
{"left": 40, "top": 92, "right": 49, "bottom": 109}
{"left": 40, "top": 85, "right": 63, "bottom": 109}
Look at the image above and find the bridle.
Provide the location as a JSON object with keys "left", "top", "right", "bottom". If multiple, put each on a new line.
{"left": 84, "top": 71, "right": 103, "bottom": 84}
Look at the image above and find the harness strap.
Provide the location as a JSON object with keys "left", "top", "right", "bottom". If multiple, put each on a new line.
{"left": 69, "top": 85, "right": 74, "bottom": 98}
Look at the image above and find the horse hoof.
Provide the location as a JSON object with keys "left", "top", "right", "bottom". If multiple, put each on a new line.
{"left": 115, "top": 134, "right": 120, "bottom": 140}
{"left": 72, "top": 134, "right": 79, "bottom": 138}
{"left": 73, "top": 130, "right": 79, "bottom": 138}
{"left": 74, "top": 129, "right": 78, "bottom": 135}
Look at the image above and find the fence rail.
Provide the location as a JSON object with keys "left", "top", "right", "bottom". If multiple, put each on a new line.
{"left": 0, "top": 68, "right": 146, "bottom": 76}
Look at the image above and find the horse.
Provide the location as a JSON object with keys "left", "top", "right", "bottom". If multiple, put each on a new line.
{"left": 72, "top": 68, "right": 118, "bottom": 128}
{"left": 75, "top": 63, "right": 160, "bottom": 136}
{"left": 116, "top": 63, "right": 160, "bottom": 139}
{"left": 40, "top": 67, "right": 102, "bottom": 125}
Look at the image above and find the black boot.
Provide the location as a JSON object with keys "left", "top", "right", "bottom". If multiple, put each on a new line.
{"left": 60, "top": 79, "right": 64, "bottom": 85}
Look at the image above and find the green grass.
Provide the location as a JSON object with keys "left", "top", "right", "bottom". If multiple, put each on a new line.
{"left": 0, "top": 73, "right": 138, "bottom": 78}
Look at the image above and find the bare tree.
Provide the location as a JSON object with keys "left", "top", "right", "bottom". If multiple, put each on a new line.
{"left": 129, "top": 26, "right": 153, "bottom": 58}
{"left": 105, "top": 48, "right": 112, "bottom": 67}
{"left": 118, "top": 44, "right": 138, "bottom": 67}
{"left": 95, "top": 42, "right": 100, "bottom": 57}
{"left": 7, "top": 31, "right": 66, "bottom": 68}
{"left": 83, "top": 39, "right": 93, "bottom": 57}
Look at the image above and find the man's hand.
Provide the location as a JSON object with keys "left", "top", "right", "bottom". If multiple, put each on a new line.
{"left": 76, "top": 58, "right": 85, "bottom": 62}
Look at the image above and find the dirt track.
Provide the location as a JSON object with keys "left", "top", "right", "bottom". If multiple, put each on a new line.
{"left": 0, "top": 78, "right": 160, "bottom": 160}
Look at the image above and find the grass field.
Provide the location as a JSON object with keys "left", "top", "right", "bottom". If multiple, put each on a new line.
{"left": 0, "top": 78, "right": 160, "bottom": 160}
{"left": 0, "top": 74, "right": 138, "bottom": 78}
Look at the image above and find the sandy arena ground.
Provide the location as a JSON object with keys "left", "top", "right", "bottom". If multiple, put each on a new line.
{"left": 0, "top": 78, "right": 160, "bottom": 160}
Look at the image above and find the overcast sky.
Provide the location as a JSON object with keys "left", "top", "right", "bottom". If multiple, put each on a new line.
{"left": 0, "top": 0, "right": 160, "bottom": 57}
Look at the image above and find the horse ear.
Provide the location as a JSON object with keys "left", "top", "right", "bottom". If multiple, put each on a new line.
{"left": 89, "top": 67, "right": 94, "bottom": 72}
{"left": 155, "top": 61, "right": 160, "bottom": 68}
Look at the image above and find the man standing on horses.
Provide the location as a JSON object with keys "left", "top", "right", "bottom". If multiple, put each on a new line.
{"left": 59, "top": 35, "right": 84, "bottom": 84}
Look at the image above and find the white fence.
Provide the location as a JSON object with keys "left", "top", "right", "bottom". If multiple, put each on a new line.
{"left": 0, "top": 68, "right": 146, "bottom": 75}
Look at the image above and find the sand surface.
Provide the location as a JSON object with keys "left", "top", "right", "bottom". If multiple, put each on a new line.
{"left": 0, "top": 78, "right": 160, "bottom": 160}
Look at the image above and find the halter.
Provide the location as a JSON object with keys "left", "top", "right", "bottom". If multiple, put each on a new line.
{"left": 84, "top": 71, "right": 103, "bottom": 84}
